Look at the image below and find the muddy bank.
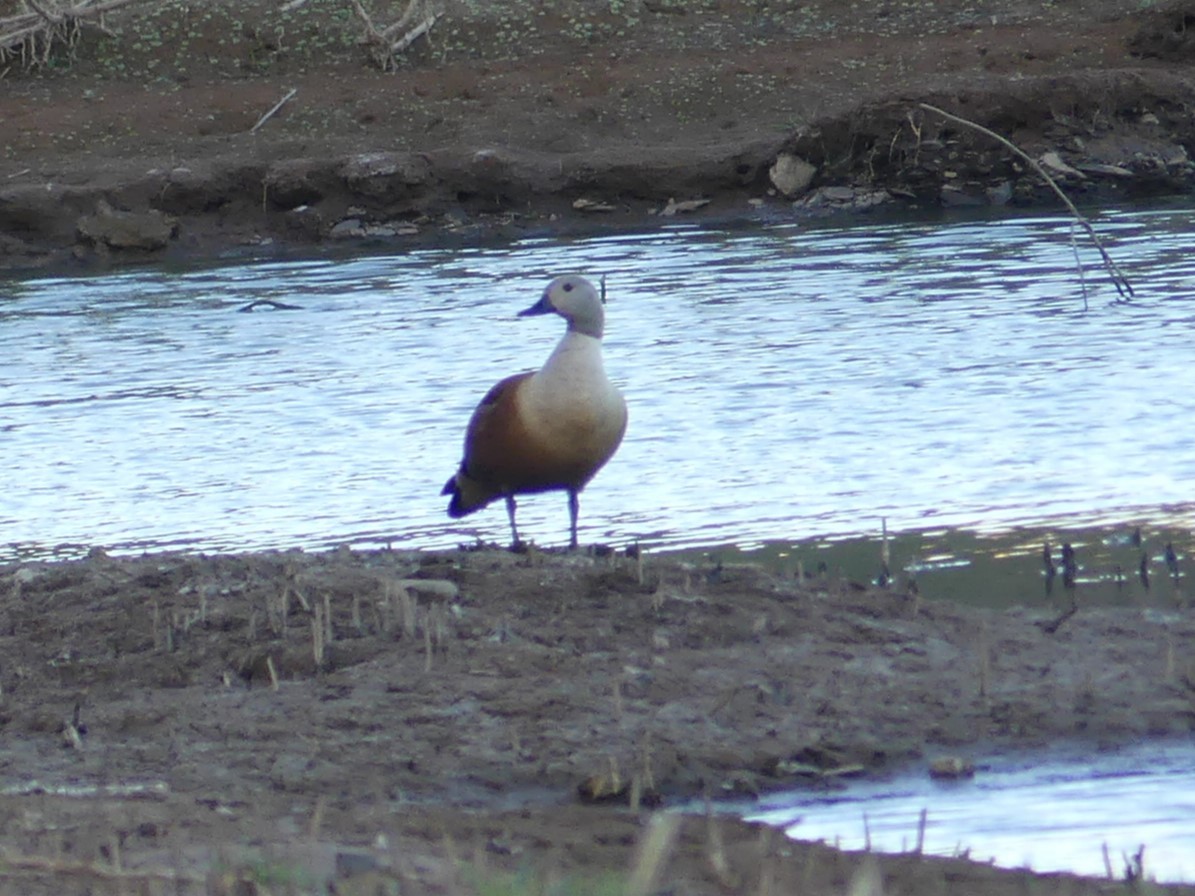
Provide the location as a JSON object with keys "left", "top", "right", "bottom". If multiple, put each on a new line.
{"left": 1, "top": 547, "right": 1194, "bottom": 892}
{"left": 4, "top": 0, "right": 1195, "bottom": 271}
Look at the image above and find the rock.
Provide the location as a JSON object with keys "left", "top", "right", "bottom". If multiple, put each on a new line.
{"left": 986, "top": 180, "right": 1014, "bottom": 205}
{"left": 334, "top": 850, "right": 384, "bottom": 877}
{"left": 660, "top": 197, "right": 710, "bottom": 216}
{"left": 341, "top": 152, "right": 430, "bottom": 198}
{"left": 794, "top": 185, "right": 891, "bottom": 212}
{"left": 572, "top": 197, "right": 616, "bottom": 212}
{"left": 928, "top": 756, "right": 976, "bottom": 779}
{"left": 396, "top": 578, "right": 459, "bottom": 601}
{"left": 1076, "top": 162, "right": 1134, "bottom": 178}
{"left": 1038, "top": 151, "right": 1086, "bottom": 179}
{"left": 818, "top": 185, "right": 857, "bottom": 202}
{"left": 76, "top": 201, "right": 176, "bottom": 250}
{"left": 329, "top": 218, "right": 365, "bottom": 238}
{"left": 768, "top": 153, "right": 817, "bottom": 197}
{"left": 11, "top": 567, "right": 39, "bottom": 588}
{"left": 940, "top": 184, "right": 987, "bottom": 207}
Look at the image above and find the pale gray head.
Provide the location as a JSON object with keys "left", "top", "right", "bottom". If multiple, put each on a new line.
{"left": 518, "top": 275, "right": 605, "bottom": 338}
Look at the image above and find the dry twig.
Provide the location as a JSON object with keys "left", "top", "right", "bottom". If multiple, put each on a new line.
{"left": 0, "top": 0, "right": 135, "bottom": 67}
{"left": 250, "top": 86, "right": 298, "bottom": 133}
{"left": 919, "top": 102, "right": 1135, "bottom": 304}
{"left": 349, "top": 0, "right": 441, "bottom": 70}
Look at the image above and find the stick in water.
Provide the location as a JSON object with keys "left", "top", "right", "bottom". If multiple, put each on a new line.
{"left": 919, "top": 102, "right": 1134, "bottom": 303}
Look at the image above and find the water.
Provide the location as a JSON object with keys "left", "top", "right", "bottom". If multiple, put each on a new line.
{"left": 743, "top": 741, "right": 1195, "bottom": 883}
{"left": 2, "top": 205, "right": 1194, "bottom": 560}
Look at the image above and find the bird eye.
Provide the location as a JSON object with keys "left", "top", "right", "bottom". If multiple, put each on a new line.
{"left": 563, "top": 282, "right": 574, "bottom": 292}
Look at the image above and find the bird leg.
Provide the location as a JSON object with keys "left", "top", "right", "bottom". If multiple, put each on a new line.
{"left": 567, "top": 489, "right": 580, "bottom": 549}
{"left": 504, "top": 495, "right": 523, "bottom": 551}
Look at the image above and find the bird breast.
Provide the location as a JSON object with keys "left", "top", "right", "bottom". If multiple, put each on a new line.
{"left": 518, "top": 333, "right": 626, "bottom": 464}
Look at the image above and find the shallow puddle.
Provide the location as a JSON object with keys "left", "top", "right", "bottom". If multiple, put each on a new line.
{"left": 670, "top": 517, "right": 1191, "bottom": 610}
{"left": 741, "top": 741, "right": 1195, "bottom": 883}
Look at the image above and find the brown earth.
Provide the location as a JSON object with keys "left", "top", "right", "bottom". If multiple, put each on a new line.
{"left": 3, "top": 0, "right": 1195, "bottom": 271}
{"left": 4, "top": 2, "right": 1195, "bottom": 893}
{"left": 2, "top": 546, "right": 1195, "bottom": 894}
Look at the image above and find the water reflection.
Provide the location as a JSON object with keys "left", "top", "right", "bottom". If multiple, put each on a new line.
{"left": 681, "top": 514, "right": 1191, "bottom": 611}
{"left": 743, "top": 741, "right": 1195, "bottom": 882}
{"left": 2, "top": 206, "right": 1194, "bottom": 560}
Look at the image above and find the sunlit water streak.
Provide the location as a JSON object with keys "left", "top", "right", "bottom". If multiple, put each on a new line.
{"left": 742, "top": 741, "right": 1195, "bottom": 883}
{"left": 2, "top": 206, "right": 1194, "bottom": 559}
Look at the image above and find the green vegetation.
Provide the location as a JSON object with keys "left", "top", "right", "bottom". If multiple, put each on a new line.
{"left": 468, "top": 866, "right": 626, "bottom": 896}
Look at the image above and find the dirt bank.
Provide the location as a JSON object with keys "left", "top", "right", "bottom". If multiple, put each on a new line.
{"left": 3, "top": 0, "right": 1195, "bottom": 272}
{"left": 2, "top": 546, "right": 1194, "bottom": 893}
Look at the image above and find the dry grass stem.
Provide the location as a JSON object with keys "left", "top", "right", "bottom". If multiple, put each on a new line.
{"left": 624, "top": 814, "right": 681, "bottom": 896}
{"left": 977, "top": 621, "right": 990, "bottom": 698}
{"left": 312, "top": 599, "right": 326, "bottom": 668}
{"left": 704, "top": 809, "right": 737, "bottom": 888}
{"left": 308, "top": 796, "right": 327, "bottom": 838}
{"left": 423, "top": 608, "right": 433, "bottom": 672}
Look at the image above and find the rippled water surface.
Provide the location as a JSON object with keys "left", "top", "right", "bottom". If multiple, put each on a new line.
{"left": 743, "top": 742, "right": 1195, "bottom": 882}
{"left": 3, "top": 206, "right": 1194, "bottom": 559}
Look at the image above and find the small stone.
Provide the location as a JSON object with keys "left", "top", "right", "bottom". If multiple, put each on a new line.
{"left": 928, "top": 756, "right": 976, "bottom": 779}
{"left": 396, "top": 579, "right": 459, "bottom": 601}
{"left": 768, "top": 152, "right": 817, "bottom": 197}
{"left": 1077, "top": 162, "right": 1133, "bottom": 178}
{"left": 76, "top": 201, "right": 176, "bottom": 251}
{"left": 820, "top": 186, "right": 856, "bottom": 202}
{"left": 1038, "top": 151, "right": 1086, "bottom": 179}
{"left": 986, "top": 181, "right": 1014, "bottom": 205}
{"left": 572, "top": 197, "right": 616, "bottom": 212}
{"left": 329, "top": 218, "right": 364, "bottom": 238}
{"left": 660, "top": 197, "right": 710, "bottom": 216}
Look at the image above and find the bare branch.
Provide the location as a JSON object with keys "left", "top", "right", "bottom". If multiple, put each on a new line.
{"left": 919, "top": 102, "right": 1135, "bottom": 303}
{"left": 250, "top": 86, "right": 298, "bottom": 133}
{"left": 0, "top": 0, "right": 141, "bottom": 68}
{"left": 349, "top": 0, "right": 441, "bottom": 70}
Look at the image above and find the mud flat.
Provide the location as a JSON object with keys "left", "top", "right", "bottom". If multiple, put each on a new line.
{"left": 1, "top": 546, "right": 1193, "bottom": 893}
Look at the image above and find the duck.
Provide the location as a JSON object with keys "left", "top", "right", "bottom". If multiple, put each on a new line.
{"left": 441, "top": 274, "right": 627, "bottom": 549}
